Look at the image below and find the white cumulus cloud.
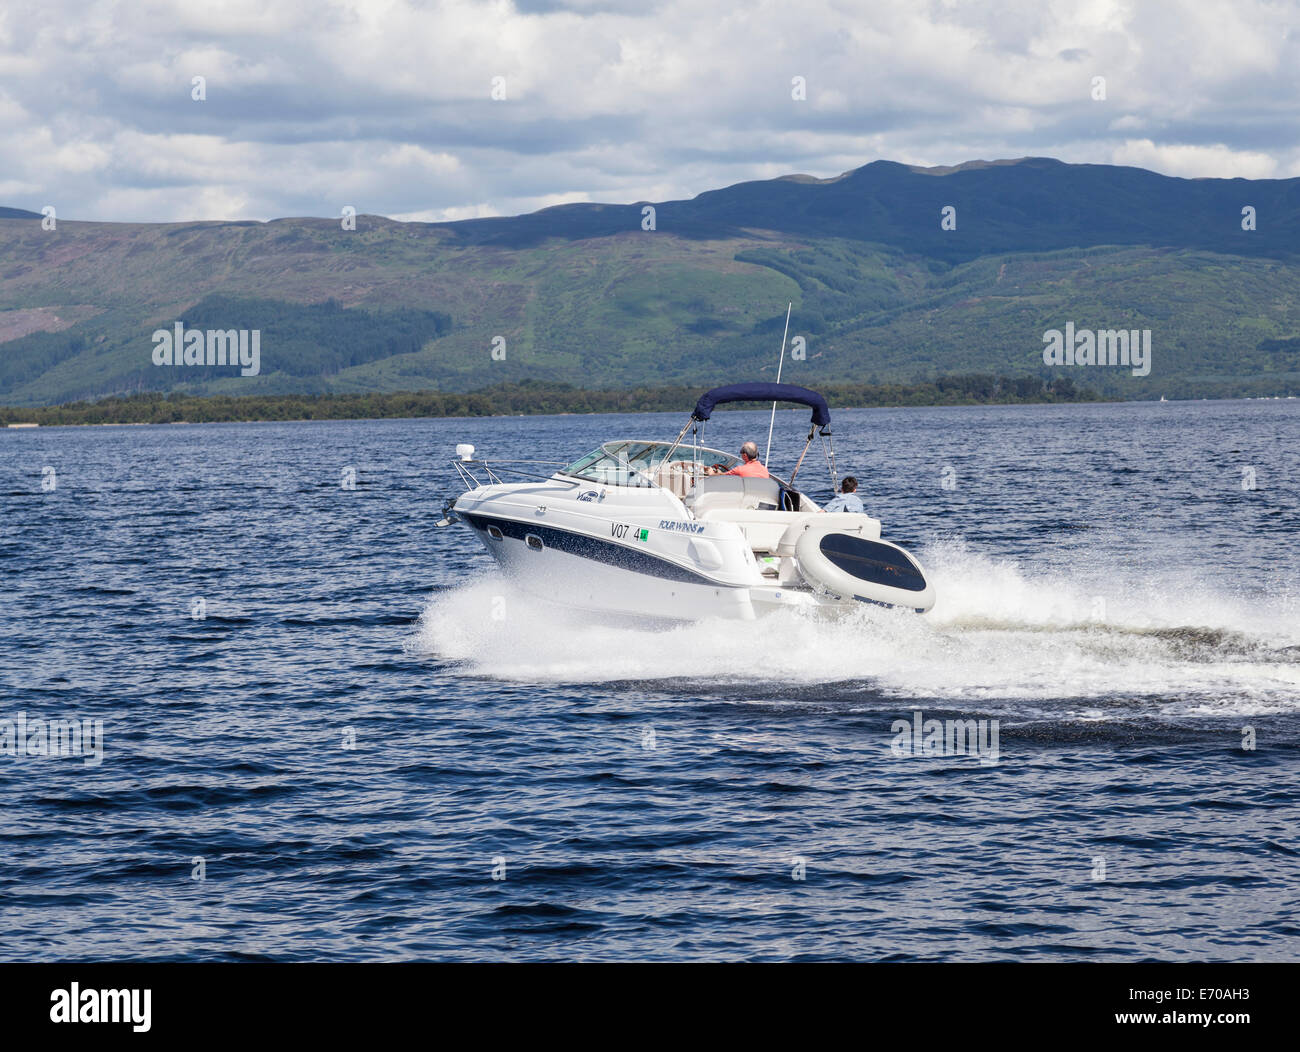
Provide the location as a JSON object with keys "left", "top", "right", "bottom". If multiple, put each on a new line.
{"left": 0, "top": 0, "right": 1294, "bottom": 221}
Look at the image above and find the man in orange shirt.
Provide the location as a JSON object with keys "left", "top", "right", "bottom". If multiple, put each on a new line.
{"left": 719, "top": 441, "right": 769, "bottom": 478}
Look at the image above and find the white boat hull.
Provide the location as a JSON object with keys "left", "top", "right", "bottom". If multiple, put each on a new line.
{"left": 463, "top": 512, "right": 766, "bottom": 620}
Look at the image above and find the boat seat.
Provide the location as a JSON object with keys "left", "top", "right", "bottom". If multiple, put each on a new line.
{"left": 699, "top": 508, "right": 883, "bottom": 554}
{"left": 654, "top": 460, "right": 706, "bottom": 499}
{"left": 686, "top": 475, "right": 782, "bottom": 514}
{"left": 698, "top": 508, "right": 814, "bottom": 553}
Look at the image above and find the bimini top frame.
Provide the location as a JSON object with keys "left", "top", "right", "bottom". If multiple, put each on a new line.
{"left": 691, "top": 383, "right": 831, "bottom": 431}
{"left": 666, "top": 383, "right": 839, "bottom": 492}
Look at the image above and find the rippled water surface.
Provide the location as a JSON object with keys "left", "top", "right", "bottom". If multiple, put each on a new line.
{"left": 2, "top": 400, "right": 1298, "bottom": 960}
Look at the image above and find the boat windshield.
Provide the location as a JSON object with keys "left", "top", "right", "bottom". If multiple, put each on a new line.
{"left": 560, "top": 441, "right": 738, "bottom": 487}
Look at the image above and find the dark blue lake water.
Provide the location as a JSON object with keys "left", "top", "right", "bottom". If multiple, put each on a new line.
{"left": 2, "top": 400, "right": 1298, "bottom": 960}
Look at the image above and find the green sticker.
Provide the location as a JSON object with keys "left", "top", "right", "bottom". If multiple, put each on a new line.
{"left": 637, "top": 529, "right": 649, "bottom": 541}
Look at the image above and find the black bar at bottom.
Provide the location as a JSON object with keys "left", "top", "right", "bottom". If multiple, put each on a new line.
{"left": 0, "top": 962, "right": 1290, "bottom": 1040}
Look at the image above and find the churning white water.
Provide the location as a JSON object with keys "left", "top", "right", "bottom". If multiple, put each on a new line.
{"left": 412, "top": 537, "right": 1300, "bottom": 714}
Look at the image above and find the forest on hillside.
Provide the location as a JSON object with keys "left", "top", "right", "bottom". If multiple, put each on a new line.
{"left": 0, "top": 374, "right": 1098, "bottom": 426}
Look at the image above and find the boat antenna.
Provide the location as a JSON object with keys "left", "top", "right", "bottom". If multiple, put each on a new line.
{"left": 764, "top": 302, "right": 793, "bottom": 466}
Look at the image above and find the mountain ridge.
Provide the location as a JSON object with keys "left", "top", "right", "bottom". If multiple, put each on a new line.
{"left": 2, "top": 156, "right": 1298, "bottom": 406}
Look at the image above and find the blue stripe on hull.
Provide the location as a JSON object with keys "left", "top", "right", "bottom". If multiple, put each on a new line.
{"left": 461, "top": 512, "right": 735, "bottom": 588}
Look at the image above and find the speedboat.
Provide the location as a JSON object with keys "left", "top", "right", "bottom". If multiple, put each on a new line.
{"left": 437, "top": 383, "right": 935, "bottom": 620}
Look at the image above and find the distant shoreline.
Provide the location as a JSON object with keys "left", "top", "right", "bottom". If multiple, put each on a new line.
{"left": 0, "top": 376, "right": 1112, "bottom": 427}
{"left": 4, "top": 377, "right": 1295, "bottom": 429}
{"left": 2, "top": 384, "right": 1289, "bottom": 426}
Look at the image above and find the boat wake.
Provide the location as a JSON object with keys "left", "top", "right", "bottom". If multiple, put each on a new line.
{"left": 410, "top": 539, "right": 1300, "bottom": 715}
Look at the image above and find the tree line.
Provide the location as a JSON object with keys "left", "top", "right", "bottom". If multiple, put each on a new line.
{"left": 0, "top": 374, "right": 1099, "bottom": 427}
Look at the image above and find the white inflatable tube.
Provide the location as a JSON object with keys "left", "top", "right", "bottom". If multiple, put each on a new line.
{"left": 792, "top": 521, "right": 935, "bottom": 612}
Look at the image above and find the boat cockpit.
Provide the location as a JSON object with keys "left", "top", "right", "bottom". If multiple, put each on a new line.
{"left": 557, "top": 440, "right": 810, "bottom": 513}
{"left": 559, "top": 440, "right": 734, "bottom": 491}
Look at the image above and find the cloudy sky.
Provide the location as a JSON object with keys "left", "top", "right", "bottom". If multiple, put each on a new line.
{"left": 2, "top": 0, "right": 1297, "bottom": 223}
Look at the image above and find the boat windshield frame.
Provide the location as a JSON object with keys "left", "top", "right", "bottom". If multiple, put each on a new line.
{"left": 557, "top": 440, "right": 740, "bottom": 488}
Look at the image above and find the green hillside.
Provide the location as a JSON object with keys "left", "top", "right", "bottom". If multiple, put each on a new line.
{"left": 2, "top": 157, "right": 1299, "bottom": 406}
